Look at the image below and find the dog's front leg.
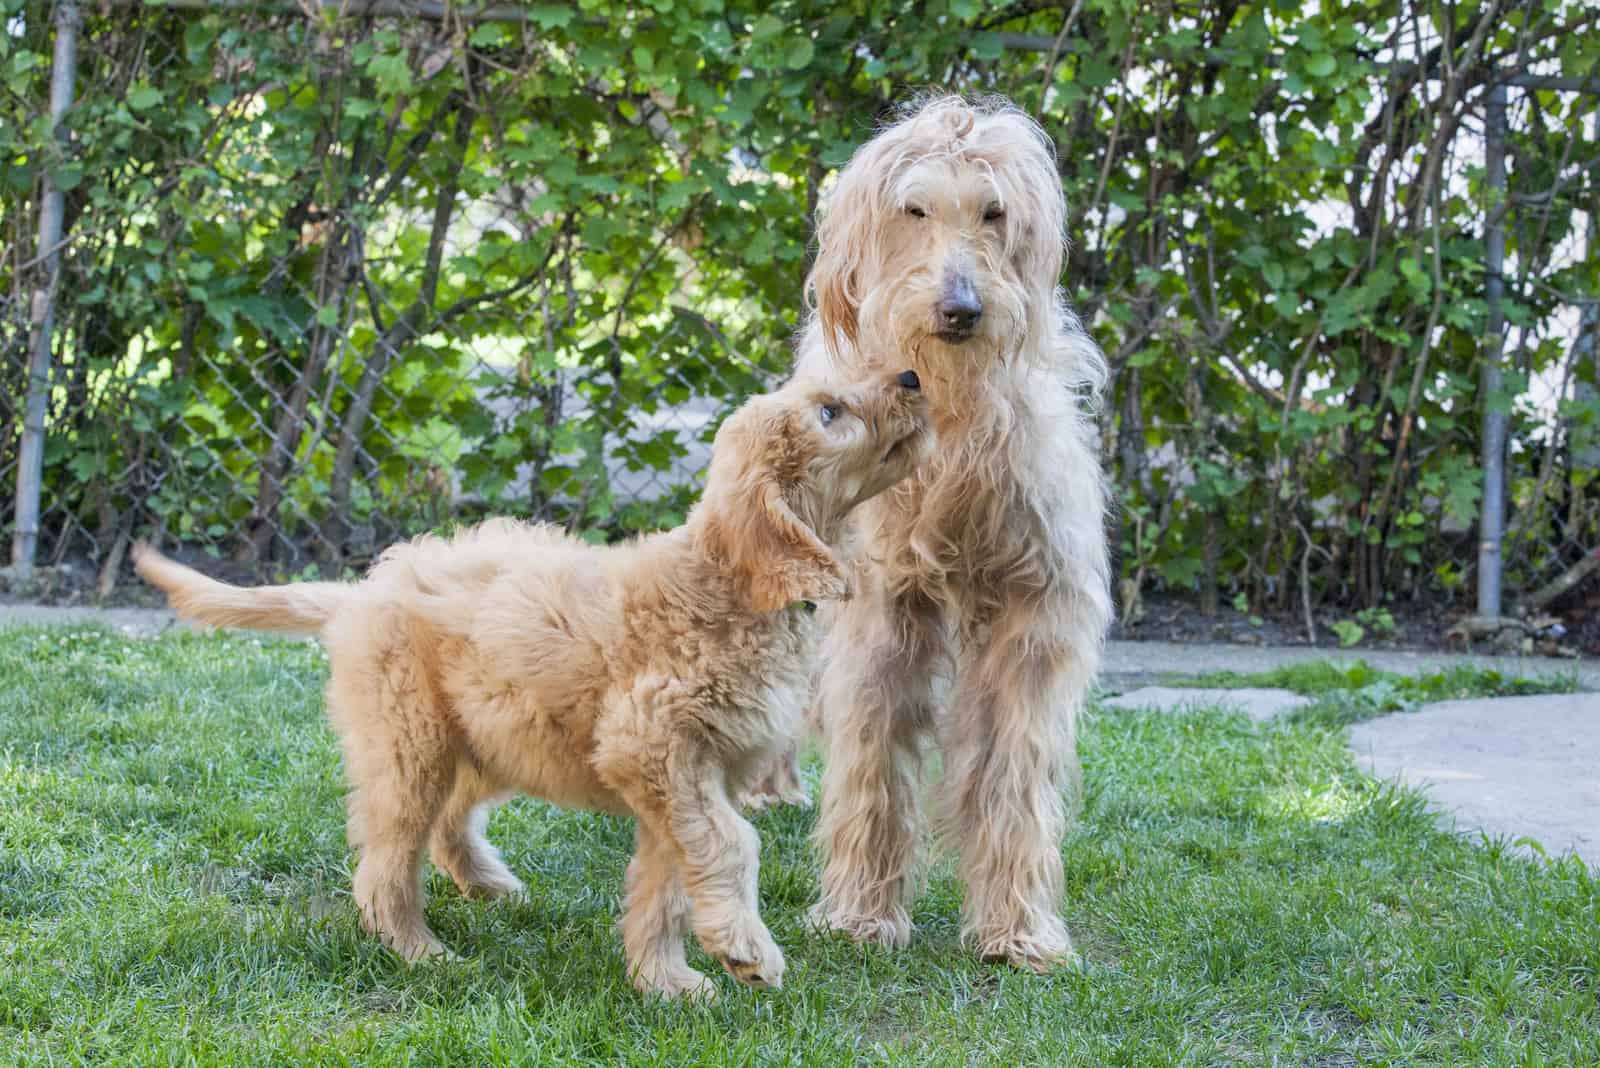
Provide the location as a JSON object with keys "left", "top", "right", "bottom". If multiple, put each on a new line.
{"left": 810, "top": 587, "right": 943, "bottom": 948}
{"left": 662, "top": 731, "right": 786, "bottom": 991}
{"left": 940, "top": 598, "right": 1093, "bottom": 972}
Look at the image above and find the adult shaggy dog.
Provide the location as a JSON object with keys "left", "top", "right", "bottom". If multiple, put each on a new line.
{"left": 134, "top": 370, "right": 929, "bottom": 999}
{"left": 795, "top": 95, "right": 1112, "bottom": 971}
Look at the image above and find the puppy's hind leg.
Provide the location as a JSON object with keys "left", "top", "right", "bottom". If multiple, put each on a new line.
{"left": 330, "top": 623, "right": 460, "bottom": 962}
{"left": 738, "top": 743, "right": 811, "bottom": 811}
{"left": 429, "top": 761, "right": 524, "bottom": 901}
{"left": 347, "top": 771, "right": 458, "bottom": 961}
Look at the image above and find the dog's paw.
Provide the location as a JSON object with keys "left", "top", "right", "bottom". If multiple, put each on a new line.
{"left": 806, "top": 901, "right": 911, "bottom": 948}
{"left": 972, "top": 925, "right": 1078, "bottom": 974}
{"left": 699, "top": 916, "right": 786, "bottom": 990}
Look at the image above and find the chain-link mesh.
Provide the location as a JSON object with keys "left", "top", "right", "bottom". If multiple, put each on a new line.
{"left": 2, "top": 2, "right": 1597, "bottom": 642}
{"left": 2, "top": 4, "right": 791, "bottom": 590}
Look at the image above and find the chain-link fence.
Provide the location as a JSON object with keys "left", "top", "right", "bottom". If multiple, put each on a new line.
{"left": 3, "top": 1, "right": 1597, "bottom": 646}
{"left": 4, "top": 2, "right": 792, "bottom": 592}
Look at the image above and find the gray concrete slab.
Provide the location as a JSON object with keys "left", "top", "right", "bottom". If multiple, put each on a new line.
{"left": 1102, "top": 685, "right": 1312, "bottom": 721}
{"left": 1348, "top": 693, "right": 1600, "bottom": 865}
{"left": 0, "top": 602, "right": 180, "bottom": 636}
{"left": 1102, "top": 640, "right": 1600, "bottom": 691}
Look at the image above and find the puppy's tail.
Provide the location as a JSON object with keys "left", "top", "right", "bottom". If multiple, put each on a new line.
{"left": 131, "top": 541, "right": 348, "bottom": 634}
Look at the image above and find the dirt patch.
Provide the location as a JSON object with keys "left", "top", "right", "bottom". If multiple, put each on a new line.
{"left": 8, "top": 550, "right": 1599, "bottom": 658}
{"left": 1112, "top": 590, "right": 1600, "bottom": 658}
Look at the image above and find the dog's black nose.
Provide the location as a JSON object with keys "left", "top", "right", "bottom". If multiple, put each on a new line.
{"left": 897, "top": 369, "right": 920, "bottom": 390}
{"left": 937, "top": 277, "right": 983, "bottom": 334}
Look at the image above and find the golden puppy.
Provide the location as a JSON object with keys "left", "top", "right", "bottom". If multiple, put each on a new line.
{"left": 133, "top": 369, "right": 929, "bottom": 999}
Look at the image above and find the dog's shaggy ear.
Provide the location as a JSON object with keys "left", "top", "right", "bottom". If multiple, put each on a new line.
{"left": 696, "top": 414, "right": 850, "bottom": 612}
{"left": 809, "top": 213, "right": 865, "bottom": 355}
{"left": 807, "top": 138, "right": 893, "bottom": 357}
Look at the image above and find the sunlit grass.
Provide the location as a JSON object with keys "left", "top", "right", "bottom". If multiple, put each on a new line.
{"left": 3, "top": 626, "right": 1596, "bottom": 1066}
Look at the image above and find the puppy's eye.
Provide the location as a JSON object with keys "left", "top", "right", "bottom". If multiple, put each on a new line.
{"left": 983, "top": 204, "right": 1005, "bottom": 223}
{"left": 905, "top": 206, "right": 927, "bottom": 219}
{"left": 819, "top": 403, "right": 841, "bottom": 426}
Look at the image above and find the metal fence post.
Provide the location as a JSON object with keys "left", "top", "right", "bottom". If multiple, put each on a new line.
{"left": 10, "top": 0, "right": 80, "bottom": 577}
{"left": 1575, "top": 109, "right": 1600, "bottom": 475}
{"left": 1476, "top": 82, "right": 1508, "bottom": 619}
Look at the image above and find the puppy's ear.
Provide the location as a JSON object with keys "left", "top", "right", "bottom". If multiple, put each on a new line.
{"left": 740, "top": 480, "right": 850, "bottom": 612}
{"left": 697, "top": 441, "right": 849, "bottom": 613}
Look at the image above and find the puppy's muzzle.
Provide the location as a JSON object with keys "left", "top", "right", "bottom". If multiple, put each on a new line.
{"left": 878, "top": 371, "right": 931, "bottom": 464}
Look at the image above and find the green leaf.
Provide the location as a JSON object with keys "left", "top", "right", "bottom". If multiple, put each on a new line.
{"left": 782, "top": 36, "right": 814, "bottom": 70}
{"left": 49, "top": 164, "right": 83, "bottom": 192}
{"left": 182, "top": 19, "right": 218, "bottom": 62}
{"left": 469, "top": 23, "right": 508, "bottom": 47}
{"left": 1305, "top": 52, "right": 1337, "bottom": 78}
{"left": 751, "top": 15, "right": 784, "bottom": 41}
{"left": 529, "top": 5, "right": 574, "bottom": 29}
{"left": 367, "top": 52, "right": 412, "bottom": 95}
{"left": 128, "top": 85, "right": 163, "bottom": 110}
{"left": 969, "top": 32, "right": 1004, "bottom": 61}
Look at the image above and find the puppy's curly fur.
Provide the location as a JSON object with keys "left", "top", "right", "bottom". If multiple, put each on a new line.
{"left": 134, "top": 371, "right": 928, "bottom": 999}
{"left": 795, "top": 95, "right": 1113, "bottom": 971}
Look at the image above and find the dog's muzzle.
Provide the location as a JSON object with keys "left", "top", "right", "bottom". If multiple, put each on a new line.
{"left": 935, "top": 275, "right": 983, "bottom": 342}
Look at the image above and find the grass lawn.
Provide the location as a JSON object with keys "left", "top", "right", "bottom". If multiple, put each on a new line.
{"left": 2, "top": 625, "right": 1596, "bottom": 1066}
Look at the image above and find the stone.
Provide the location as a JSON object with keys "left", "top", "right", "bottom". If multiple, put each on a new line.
{"left": 1101, "top": 686, "right": 1312, "bottom": 722}
{"left": 1348, "top": 692, "right": 1600, "bottom": 865}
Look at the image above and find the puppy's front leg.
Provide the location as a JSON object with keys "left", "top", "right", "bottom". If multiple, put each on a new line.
{"left": 619, "top": 820, "right": 715, "bottom": 1000}
{"left": 664, "top": 732, "right": 785, "bottom": 991}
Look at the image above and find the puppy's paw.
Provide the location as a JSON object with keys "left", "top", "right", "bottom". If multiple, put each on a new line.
{"left": 464, "top": 871, "right": 527, "bottom": 901}
{"left": 775, "top": 782, "right": 813, "bottom": 808}
{"left": 634, "top": 963, "right": 718, "bottom": 1002}
{"left": 738, "top": 790, "right": 781, "bottom": 812}
{"left": 392, "top": 934, "right": 459, "bottom": 964}
{"left": 700, "top": 916, "right": 786, "bottom": 990}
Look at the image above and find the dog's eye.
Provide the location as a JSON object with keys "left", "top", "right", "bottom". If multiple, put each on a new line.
{"left": 905, "top": 206, "right": 927, "bottom": 219}
{"left": 819, "top": 403, "right": 841, "bottom": 426}
{"left": 983, "top": 204, "right": 1005, "bottom": 223}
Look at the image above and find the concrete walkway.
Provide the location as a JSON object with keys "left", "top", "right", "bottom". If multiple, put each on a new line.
{"left": 1350, "top": 693, "right": 1598, "bottom": 866}
{"left": 1102, "top": 638, "right": 1600, "bottom": 690}
{"left": 5, "top": 602, "right": 1597, "bottom": 866}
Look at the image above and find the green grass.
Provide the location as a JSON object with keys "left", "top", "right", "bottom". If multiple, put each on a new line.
{"left": 1175, "top": 660, "right": 1584, "bottom": 727}
{"left": 2, "top": 626, "right": 1596, "bottom": 1066}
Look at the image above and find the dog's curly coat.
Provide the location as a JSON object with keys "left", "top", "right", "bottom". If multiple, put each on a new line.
{"left": 794, "top": 95, "right": 1112, "bottom": 971}
{"left": 134, "top": 371, "right": 929, "bottom": 999}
